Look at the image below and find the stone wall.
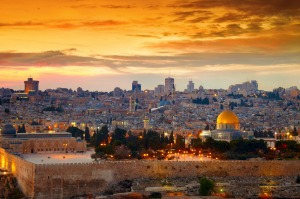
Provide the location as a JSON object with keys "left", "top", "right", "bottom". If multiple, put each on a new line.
{"left": 1, "top": 149, "right": 300, "bottom": 199}
{"left": 0, "top": 148, "right": 35, "bottom": 197}
{"left": 34, "top": 160, "right": 300, "bottom": 198}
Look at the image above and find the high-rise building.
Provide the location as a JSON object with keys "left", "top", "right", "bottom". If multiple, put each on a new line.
{"left": 24, "top": 77, "right": 39, "bottom": 94}
{"left": 165, "top": 77, "right": 175, "bottom": 95}
{"left": 132, "top": 81, "right": 141, "bottom": 92}
{"left": 154, "top": 85, "right": 165, "bottom": 95}
{"left": 228, "top": 80, "right": 258, "bottom": 96}
{"left": 187, "top": 80, "right": 194, "bottom": 92}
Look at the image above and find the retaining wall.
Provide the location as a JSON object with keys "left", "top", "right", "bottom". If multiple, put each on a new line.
{"left": 0, "top": 148, "right": 35, "bottom": 197}
{"left": 1, "top": 149, "right": 300, "bottom": 198}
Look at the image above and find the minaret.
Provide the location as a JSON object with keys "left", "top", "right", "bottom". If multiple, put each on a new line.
{"left": 143, "top": 115, "right": 149, "bottom": 130}
{"left": 129, "top": 92, "right": 137, "bottom": 112}
{"left": 129, "top": 95, "right": 135, "bottom": 112}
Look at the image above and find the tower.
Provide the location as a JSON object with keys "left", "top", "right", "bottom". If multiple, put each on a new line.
{"left": 132, "top": 81, "right": 141, "bottom": 92}
{"left": 129, "top": 94, "right": 138, "bottom": 112}
{"left": 143, "top": 115, "right": 149, "bottom": 130}
{"left": 165, "top": 77, "right": 174, "bottom": 95}
{"left": 24, "top": 77, "right": 39, "bottom": 94}
{"left": 187, "top": 80, "right": 194, "bottom": 92}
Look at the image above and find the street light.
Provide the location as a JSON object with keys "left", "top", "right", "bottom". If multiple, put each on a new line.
{"left": 63, "top": 143, "right": 68, "bottom": 153}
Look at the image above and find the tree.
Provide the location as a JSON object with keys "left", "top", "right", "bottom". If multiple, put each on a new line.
{"left": 220, "top": 104, "right": 224, "bottom": 110}
{"left": 160, "top": 133, "right": 165, "bottom": 145}
{"left": 191, "top": 138, "right": 202, "bottom": 150}
{"left": 114, "top": 145, "right": 131, "bottom": 159}
{"left": 84, "top": 126, "right": 90, "bottom": 142}
{"left": 199, "top": 177, "right": 214, "bottom": 196}
{"left": 275, "top": 140, "right": 298, "bottom": 152}
{"left": 296, "top": 175, "right": 300, "bottom": 184}
{"left": 19, "top": 124, "right": 26, "bottom": 133}
{"left": 66, "top": 126, "right": 84, "bottom": 139}
{"left": 202, "top": 97, "right": 209, "bottom": 105}
{"left": 291, "top": 127, "right": 299, "bottom": 137}
{"left": 169, "top": 131, "right": 174, "bottom": 144}
{"left": 17, "top": 126, "right": 21, "bottom": 133}
{"left": 142, "top": 130, "right": 149, "bottom": 149}
{"left": 202, "top": 137, "right": 215, "bottom": 150}
{"left": 214, "top": 141, "right": 230, "bottom": 153}
{"left": 149, "top": 192, "right": 162, "bottom": 199}
{"left": 91, "top": 125, "right": 109, "bottom": 147}
{"left": 127, "top": 134, "right": 142, "bottom": 151}
{"left": 175, "top": 134, "right": 185, "bottom": 150}
{"left": 111, "top": 128, "right": 127, "bottom": 145}
{"left": 204, "top": 124, "right": 210, "bottom": 130}
{"left": 95, "top": 144, "right": 114, "bottom": 155}
{"left": 145, "top": 130, "right": 161, "bottom": 150}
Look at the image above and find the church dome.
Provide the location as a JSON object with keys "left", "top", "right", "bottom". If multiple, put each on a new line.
{"left": 217, "top": 110, "right": 239, "bottom": 124}
{"left": 158, "top": 100, "right": 171, "bottom": 107}
{"left": 1, "top": 124, "right": 17, "bottom": 135}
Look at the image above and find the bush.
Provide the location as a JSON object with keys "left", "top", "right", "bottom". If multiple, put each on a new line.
{"left": 199, "top": 177, "right": 214, "bottom": 196}
{"left": 296, "top": 175, "right": 300, "bottom": 184}
{"left": 149, "top": 192, "right": 162, "bottom": 199}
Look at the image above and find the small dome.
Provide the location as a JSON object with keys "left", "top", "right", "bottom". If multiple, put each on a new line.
{"left": 158, "top": 100, "right": 171, "bottom": 107}
{"left": 217, "top": 110, "right": 239, "bottom": 124}
{"left": 1, "top": 124, "right": 16, "bottom": 135}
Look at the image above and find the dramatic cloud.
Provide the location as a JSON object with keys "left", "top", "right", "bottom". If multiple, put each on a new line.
{"left": 0, "top": 20, "right": 127, "bottom": 29}
{"left": 0, "top": 21, "right": 43, "bottom": 27}
{"left": 0, "top": 0, "right": 299, "bottom": 91}
{"left": 0, "top": 51, "right": 100, "bottom": 66}
{"left": 147, "top": 34, "right": 300, "bottom": 54}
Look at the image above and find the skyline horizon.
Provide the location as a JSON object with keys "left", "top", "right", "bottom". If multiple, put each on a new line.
{"left": 3, "top": 76, "right": 299, "bottom": 92}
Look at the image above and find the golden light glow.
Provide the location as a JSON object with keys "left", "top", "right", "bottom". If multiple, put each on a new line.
{"left": 11, "top": 162, "right": 16, "bottom": 174}
{"left": 1, "top": 156, "right": 5, "bottom": 168}
{"left": 217, "top": 110, "right": 239, "bottom": 124}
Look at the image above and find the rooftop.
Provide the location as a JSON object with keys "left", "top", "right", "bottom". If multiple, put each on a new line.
{"left": 21, "top": 151, "right": 94, "bottom": 164}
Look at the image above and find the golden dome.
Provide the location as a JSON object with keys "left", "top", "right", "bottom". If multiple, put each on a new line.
{"left": 217, "top": 110, "right": 239, "bottom": 124}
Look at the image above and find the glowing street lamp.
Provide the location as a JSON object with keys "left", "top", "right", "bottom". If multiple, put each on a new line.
{"left": 63, "top": 143, "right": 68, "bottom": 153}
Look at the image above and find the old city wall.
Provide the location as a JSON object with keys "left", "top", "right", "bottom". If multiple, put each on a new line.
{"left": 34, "top": 160, "right": 300, "bottom": 199}
{"left": 0, "top": 148, "right": 35, "bottom": 197}
{"left": 1, "top": 148, "right": 300, "bottom": 199}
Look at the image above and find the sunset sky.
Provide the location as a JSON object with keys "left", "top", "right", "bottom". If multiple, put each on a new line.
{"left": 1, "top": 0, "right": 300, "bottom": 91}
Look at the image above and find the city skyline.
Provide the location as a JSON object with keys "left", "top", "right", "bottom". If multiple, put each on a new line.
{"left": 1, "top": 0, "right": 300, "bottom": 91}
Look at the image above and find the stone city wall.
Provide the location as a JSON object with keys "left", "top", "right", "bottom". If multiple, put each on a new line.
{"left": 0, "top": 148, "right": 35, "bottom": 197}
{"left": 1, "top": 149, "right": 300, "bottom": 199}
{"left": 34, "top": 160, "right": 300, "bottom": 199}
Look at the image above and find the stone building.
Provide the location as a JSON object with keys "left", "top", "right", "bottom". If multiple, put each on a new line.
{"left": 0, "top": 124, "right": 86, "bottom": 154}
{"left": 210, "top": 110, "right": 249, "bottom": 141}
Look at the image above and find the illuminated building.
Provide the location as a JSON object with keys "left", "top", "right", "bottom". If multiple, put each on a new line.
{"left": 0, "top": 124, "right": 86, "bottom": 154}
{"left": 165, "top": 77, "right": 175, "bottom": 95}
{"left": 24, "top": 77, "right": 39, "bottom": 94}
{"left": 228, "top": 80, "right": 258, "bottom": 96}
{"left": 211, "top": 110, "right": 248, "bottom": 141}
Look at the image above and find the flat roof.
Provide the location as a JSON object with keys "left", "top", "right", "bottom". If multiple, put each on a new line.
{"left": 21, "top": 152, "right": 213, "bottom": 165}
{"left": 21, "top": 151, "right": 94, "bottom": 164}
